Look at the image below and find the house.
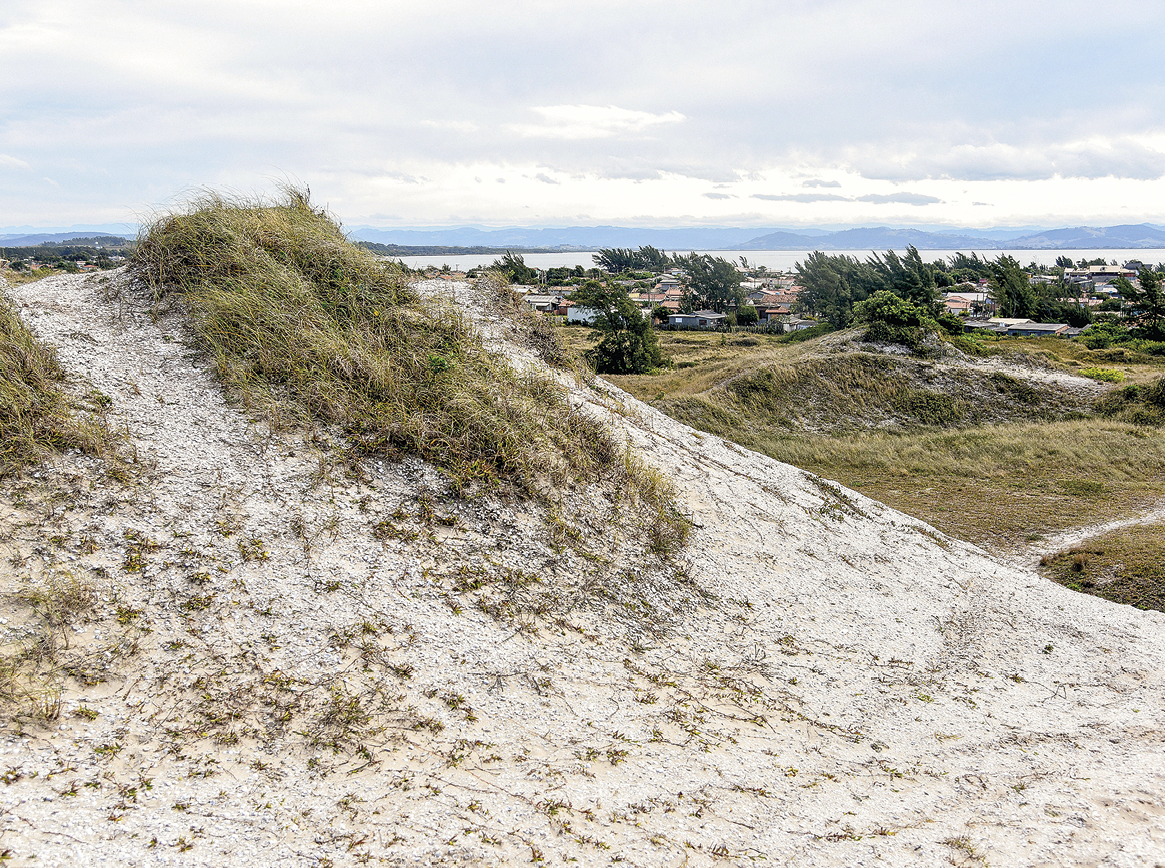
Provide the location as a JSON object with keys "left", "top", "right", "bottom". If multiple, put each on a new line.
{"left": 521, "top": 293, "right": 564, "bottom": 313}
{"left": 567, "top": 304, "right": 600, "bottom": 324}
{"left": 963, "top": 319, "right": 1006, "bottom": 333}
{"left": 943, "top": 291, "right": 993, "bottom": 315}
{"left": 1005, "top": 322, "right": 1069, "bottom": 337}
{"left": 668, "top": 310, "right": 726, "bottom": 328}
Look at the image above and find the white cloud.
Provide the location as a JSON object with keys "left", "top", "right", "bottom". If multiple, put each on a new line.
{"left": 753, "top": 193, "right": 850, "bottom": 203}
{"left": 419, "top": 120, "right": 478, "bottom": 134}
{"left": 855, "top": 193, "right": 943, "bottom": 205}
{"left": 847, "top": 137, "right": 1165, "bottom": 182}
{"left": 509, "top": 105, "right": 685, "bottom": 140}
{"left": 0, "top": 154, "right": 30, "bottom": 170}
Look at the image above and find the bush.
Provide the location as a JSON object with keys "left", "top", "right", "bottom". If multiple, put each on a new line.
{"left": 0, "top": 290, "right": 116, "bottom": 476}
{"left": 129, "top": 187, "right": 681, "bottom": 532}
{"left": 853, "top": 290, "right": 937, "bottom": 353}
{"left": 1094, "top": 376, "right": 1165, "bottom": 426}
{"left": 1080, "top": 367, "right": 1125, "bottom": 383}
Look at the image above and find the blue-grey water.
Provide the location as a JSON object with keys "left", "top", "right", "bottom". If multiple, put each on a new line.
{"left": 394, "top": 249, "right": 1165, "bottom": 273}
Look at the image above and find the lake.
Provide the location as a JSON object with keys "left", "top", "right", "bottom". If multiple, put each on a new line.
{"left": 393, "top": 249, "right": 1165, "bottom": 273}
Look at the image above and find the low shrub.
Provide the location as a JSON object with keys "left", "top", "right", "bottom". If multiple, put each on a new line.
{"left": 1080, "top": 367, "right": 1125, "bottom": 383}
{"left": 0, "top": 288, "right": 117, "bottom": 477}
{"left": 130, "top": 189, "right": 689, "bottom": 545}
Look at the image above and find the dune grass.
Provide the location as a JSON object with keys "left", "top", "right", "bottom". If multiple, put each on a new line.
{"left": 570, "top": 327, "right": 1165, "bottom": 548}
{"left": 130, "top": 189, "right": 688, "bottom": 550}
{"left": 1041, "top": 522, "right": 1165, "bottom": 611}
{"left": 0, "top": 287, "right": 117, "bottom": 477}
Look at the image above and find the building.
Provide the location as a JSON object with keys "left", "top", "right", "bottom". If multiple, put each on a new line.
{"left": 521, "top": 293, "right": 564, "bottom": 313}
{"left": 668, "top": 310, "right": 726, "bottom": 328}
{"left": 1005, "top": 322, "right": 1069, "bottom": 337}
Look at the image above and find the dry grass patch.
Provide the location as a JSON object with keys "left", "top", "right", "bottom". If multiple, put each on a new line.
{"left": 585, "top": 326, "right": 1165, "bottom": 548}
{"left": 0, "top": 285, "right": 120, "bottom": 477}
{"left": 130, "top": 188, "right": 689, "bottom": 549}
{"left": 1040, "top": 522, "right": 1165, "bottom": 612}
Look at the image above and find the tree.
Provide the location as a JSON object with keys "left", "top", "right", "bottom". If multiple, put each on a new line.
{"left": 595, "top": 248, "right": 637, "bottom": 273}
{"left": 736, "top": 304, "right": 758, "bottom": 326}
{"left": 674, "top": 253, "right": 744, "bottom": 313}
{"left": 572, "top": 281, "right": 662, "bottom": 374}
{"left": 867, "top": 246, "right": 940, "bottom": 314}
{"left": 1115, "top": 269, "right": 1165, "bottom": 339}
{"left": 491, "top": 251, "right": 537, "bottom": 284}
{"left": 988, "top": 255, "right": 1037, "bottom": 318}
{"left": 595, "top": 245, "right": 672, "bottom": 274}
{"left": 852, "top": 290, "right": 935, "bottom": 351}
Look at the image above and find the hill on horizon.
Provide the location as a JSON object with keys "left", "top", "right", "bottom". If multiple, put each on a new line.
{"left": 351, "top": 222, "right": 1165, "bottom": 252}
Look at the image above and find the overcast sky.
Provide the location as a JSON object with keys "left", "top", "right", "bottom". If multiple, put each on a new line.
{"left": 3, "top": 0, "right": 1165, "bottom": 230}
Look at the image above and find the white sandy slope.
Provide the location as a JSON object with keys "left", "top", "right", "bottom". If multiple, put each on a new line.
{"left": 0, "top": 271, "right": 1163, "bottom": 868}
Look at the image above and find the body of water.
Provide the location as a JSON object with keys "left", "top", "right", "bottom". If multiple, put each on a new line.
{"left": 394, "top": 249, "right": 1165, "bottom": 273}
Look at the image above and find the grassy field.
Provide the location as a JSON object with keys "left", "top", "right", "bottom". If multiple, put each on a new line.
{"left": 558, "top": 324, "right": 1165, "bottom": 607}
{"left": 1041, "top": 522, "right": 1165, "bottom": 611}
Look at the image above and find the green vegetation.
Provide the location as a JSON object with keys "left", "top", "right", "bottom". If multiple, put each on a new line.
{"left": 1080, "top": 367, "right": 1125, "bottom": 383}
{"left": 671, "top": 253, "right": 744, "bottom": 313}
{"left": 1113, "top": 268, "right": 1165, "bottom": 339}
{"left": 489, "top": 251, "right": 538, "bottom": 284}
{"left": 852, "top": 290, "right": 941, "bottom": 353}
{"left": 1094, "top": 376, "right": 1165, "bottom": 426}
{"left": 566, "top": 327, "right": 1165, "bottom": 554}
{"left": 595, "top": 246, "right": 672, "bottom": 273}
{"left": 129, "top": 189, "right": 688, "bottom": 548}
{"left": 572, "top": 281, "right": 663, "bottom": 374}
{"left": 1, "top": 241, "right": 128, "bottom": 285}
{"left": 1042, "top": 522, "right": 1165, "bottom": 611}
{"left": 795, "top": 246, "right": 1095, "bottom": 331}
{"left": 795, "top": 247, "right": 940, "bottom": 329}
{"left": 0, "top": 288, "right": 118, "bottom": 477}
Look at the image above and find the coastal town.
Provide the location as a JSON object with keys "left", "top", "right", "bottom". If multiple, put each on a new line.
{"left": 471, "top": 254, "right": 1159, "bottom": 339}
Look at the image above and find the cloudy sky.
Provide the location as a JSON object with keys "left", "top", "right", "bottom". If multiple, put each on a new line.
{"left": 3, "top": 0, "right": 1165, "bottom": 230}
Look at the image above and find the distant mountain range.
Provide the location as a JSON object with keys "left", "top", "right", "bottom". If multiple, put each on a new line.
{"left": 0, "top": 231, "right": 134, "bottom": 246}
{"left": 349, "top": 225, "right": 773, "bottom": 250}
{"left": 349, "top": 222, "right": 1165, "bottom": 251}
{"left": 733, "top": 223, "right": 1165, "bottom": 251}
{"left": 4, "top": 224, "right": 1165, "bottom": 253}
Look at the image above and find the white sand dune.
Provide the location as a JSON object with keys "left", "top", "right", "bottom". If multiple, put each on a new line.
{"left": 1, "top": 270, "right": 1162, "bottom": 867}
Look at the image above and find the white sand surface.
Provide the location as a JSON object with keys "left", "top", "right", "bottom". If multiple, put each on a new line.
{"left": 0, "top": 271, "right": 1162, "bottom": 867}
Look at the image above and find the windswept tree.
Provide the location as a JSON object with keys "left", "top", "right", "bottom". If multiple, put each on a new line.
{"left": 794, "top": 251, "right": 872, "bottom": 327}
{"left": 572, "top": 281, "right": 662, "bottom": 374}
{"left": 674, "top": 253, "right": 744, "bottom": 313}
{"left": 1114, "top": 268, "right": 1165, "bottom": 339}
{"left": 491, "top": 251, "right": 538, "bottom": 284}
{"left": 867, "top": 246, "right": 940, "bottom": 314}
{"left": 595, "top": 245, "right": 673, "bottom": 273}
{"left": 988, "top": 255, "right": 1038, "bottom": 319}
{"left": 595, "top": 248, "right": 638, "bottom": 273}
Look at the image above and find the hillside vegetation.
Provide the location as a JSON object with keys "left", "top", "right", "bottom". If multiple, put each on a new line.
{"left": 0, "top": 283, "right": 118, "bottom": 477}
{"left": 131, "top": 190, "right": 688, "bottom": 551}
{"left": 581, "top": 327, "right": 1165, "bottom": 585}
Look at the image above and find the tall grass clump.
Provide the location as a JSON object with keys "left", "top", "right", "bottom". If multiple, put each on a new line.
{"left": 130, "top": 189, "right": 689, "bottom": 546}
{"left": 0, "top": 288, "right": 113, "bottom": 477}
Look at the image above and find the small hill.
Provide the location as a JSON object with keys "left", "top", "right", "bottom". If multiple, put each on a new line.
{"left": 1, "top": 209, "right": 1163, "bottom": 866}
{"left": 1007, "top": 223, "right": 1165, "bottom": 249}
{"left": 652, "top": 329, "right": 1105, "bottom": 436}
